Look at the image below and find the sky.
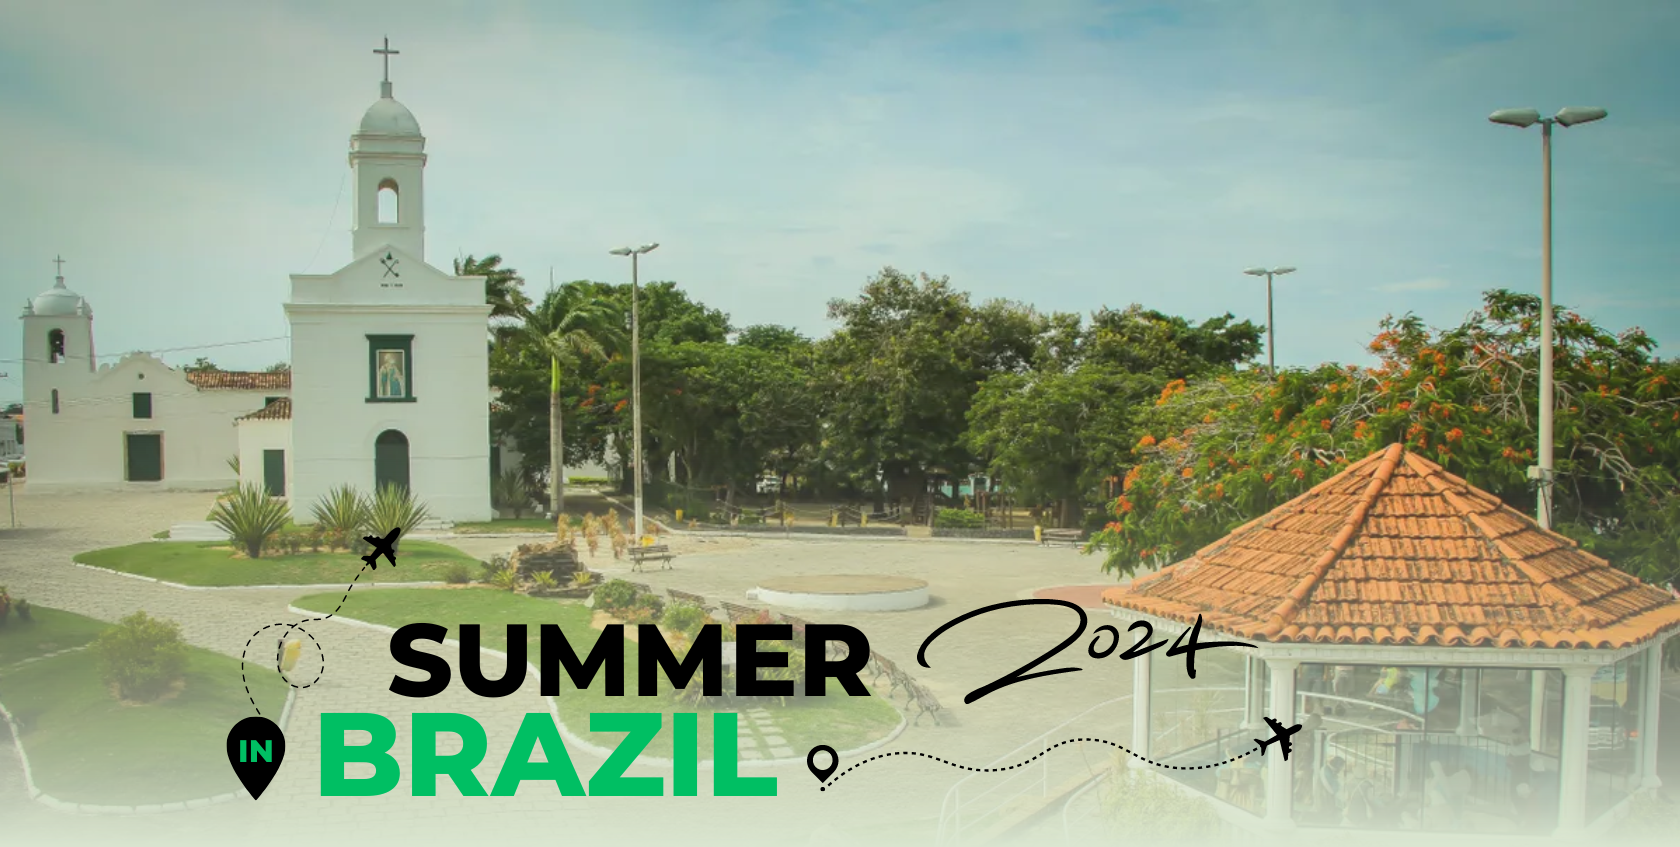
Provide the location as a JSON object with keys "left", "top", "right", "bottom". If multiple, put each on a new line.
{"left": 2, "top": 0, "right": 1678, "bottom": 404}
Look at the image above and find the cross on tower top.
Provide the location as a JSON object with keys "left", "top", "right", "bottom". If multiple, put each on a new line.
{"left": 52, "top": 255, "right": 65, "bottom": 283}
{"left": 374, "top": 36, "right": 399, "bottom": 97}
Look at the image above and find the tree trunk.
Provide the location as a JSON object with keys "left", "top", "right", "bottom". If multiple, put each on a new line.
{"left": 1059, "top": 498, "right": 1082, "bottom": 530}
{"left": 549, "top": 357, "right": 565, "bottom": 520}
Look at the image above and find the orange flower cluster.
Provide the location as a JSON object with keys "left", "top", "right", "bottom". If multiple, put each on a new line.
{"left": 1156, "top": 379, "right": 1189, "bottom": 406}
{"left": 1137, "top": 434, "right": 1157, "bottom": 448}
{"left": 613, "top": 399, "right": 629, "bottom": 413}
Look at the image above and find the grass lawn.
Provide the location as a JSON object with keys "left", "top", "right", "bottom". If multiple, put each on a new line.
{"left": 1, "top": 608, "right": 289, "bottom": 805}
{"left": 74, "top": 540, "right": 480, "bottom": 587}
{"left": 0, "top": 607, "right": 109, "bottom": 667}
{"left": 292, "top": 587, "right": 901, "bottom": 759}
{"left": 450, "top": 517, "right": 568, "bottom": 534}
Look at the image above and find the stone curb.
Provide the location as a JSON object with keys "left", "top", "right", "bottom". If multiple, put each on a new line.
{"left": 288, "top": 603, "right": 908, "bottom": 772}
{"left": 71, "top": 561, "right": 445, "bottom": 592}
{"left": 0, "top": 676, "right": 299, "bottom": 815}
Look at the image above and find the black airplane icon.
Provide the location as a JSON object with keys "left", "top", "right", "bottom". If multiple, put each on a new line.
{"left": 1255, "top": 716, "right": 1302, "bottom": 761}
{"left": 361, "top": 527, "right": 401, "bottom": 569}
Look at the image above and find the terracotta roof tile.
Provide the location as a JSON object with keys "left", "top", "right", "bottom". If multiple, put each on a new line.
{"left": 1103, "top": 442, "right": 1680, "bottom": 649}
{"left": 185, "top": 370, "right": 291, "bottom": 391}
{"left": 237, "top": 397, "right": 291, "bottom": 421}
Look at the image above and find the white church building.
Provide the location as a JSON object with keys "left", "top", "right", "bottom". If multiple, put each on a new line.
{"left": 19, "top": 45, "right": 493, "bottom": 523}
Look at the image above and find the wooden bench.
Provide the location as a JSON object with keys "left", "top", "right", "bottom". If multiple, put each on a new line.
{"left": 720, "top": 601, "right": 767, "bottom": 624}
{"left": 628, "top": 544, "right": 676, "bottom": 572}
{"left": 1040, "top": 528, "right": 1083, "bottom": 547}
{"left": 906, "top": 682, "right": 946, "bottom": 726}
{"left": 667, "top": 588, "right": 711, "bottom": 610}
{"left": 785, "top": 615, "right": 850, "bottom": 660}
{"left": 626, "top": 581, "right": 653, "bottom": 596}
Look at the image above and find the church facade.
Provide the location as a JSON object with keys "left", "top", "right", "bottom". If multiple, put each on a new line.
{"left": 19, "top": 48, "right": 493, "bottom": 522}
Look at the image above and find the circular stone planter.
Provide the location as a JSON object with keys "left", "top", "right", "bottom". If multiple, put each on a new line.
{"left": 747, "top": 574, "right": 929, "bottom": 612}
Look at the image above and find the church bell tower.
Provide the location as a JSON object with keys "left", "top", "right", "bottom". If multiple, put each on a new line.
{"left": 349, "top": 37, "right": 426, "bottom": 262}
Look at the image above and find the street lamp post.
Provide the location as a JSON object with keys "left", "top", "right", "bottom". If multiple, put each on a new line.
{"left": 1242, "top": 266, "right": 1296, "bottom": 377}
{"left": 609, "top": 243, "right": 660, "bottom": 543}
{"left": 1489, "top": 106, "right": 1607, "bottom": 531}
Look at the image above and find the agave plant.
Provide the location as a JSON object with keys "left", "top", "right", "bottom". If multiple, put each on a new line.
{"left": 311, "top": 485, "right": 369, "bottom": 548}
{"left": 530, "top": 571, "right": 559, "bottom": 595}
{"left": 489, "top": 565, "right": 521, "bottom": 592}
{"left": 492, "top": 469, "right": 533, "bottom": 519}
{"left": 364, "top": 483, "right": 433, "bottom": 554}
{"left": 211, "top": 483, "right": 291, "bottom": 559}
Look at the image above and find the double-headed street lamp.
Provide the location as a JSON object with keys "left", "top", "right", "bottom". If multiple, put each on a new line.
{"left": 1242, "top": 266, "right": 1296, "bottom": 377}
{"left": 1488, "top": 106, "right": 1607, "bottom": 530}
{"left": 609, "top": 242, "right": 660, "bottom": 543}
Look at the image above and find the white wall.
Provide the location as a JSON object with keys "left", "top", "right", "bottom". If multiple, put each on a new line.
{"left": 0, "top": 418, "right": 19, "bottom": 458}
{"left": 286, "top": 245, "right": 492, "bottom": 523}
{"left": 20, "top": 351, "right": 280, "bottom": 493}
{"left": 237, "top": 418, "right": 293, "bottom": 498}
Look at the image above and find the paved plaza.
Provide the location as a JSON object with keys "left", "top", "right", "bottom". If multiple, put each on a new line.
{"left": 0, "top": 489, "right": 1139, "bottom": 847}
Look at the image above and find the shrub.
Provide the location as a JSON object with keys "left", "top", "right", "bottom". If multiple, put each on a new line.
{"left": 492, "top": 469, "right": 534, "bottom": 519}
{"left": 489, "top": 566, "right": 521, "bottom": 592}
{"left": 1100, "top": 763, "right": 1223, "bottom": 841}
{"left": 480, "top": 556, "right": 509, "bottom": 582}
{"left": 210, "top": 484, "right": 291, "bottom": 559}
{"left": 570, "top": 571, "right": 597, "bottom": 589}
{"left": 443, "top": 562, "right": 474, "bottom": 585}
{"left": 364, "top": 483, "right": 433, "bottom": 551}
{"left": 659, "top": 604, "right": 709, "bottom": 639}
{"left": 933, "top": 508, "right": 986, "bottom": 529}
{"left": 591, "top": 580, "right": 642, "bottom": 615}
{"left": 92, "top": 611, "right": 189, "bottom": 702}
{"left": 15, "top": 599, "right": 32, "bottom": 624}
{"left": 0, "top": 586, "right": 11, "bottom": 628}
{"left": 310, "top": 485, "right": 368, "bottom": 548}
{"left": 529, "top": 571, "right": 559, "bottom": 595}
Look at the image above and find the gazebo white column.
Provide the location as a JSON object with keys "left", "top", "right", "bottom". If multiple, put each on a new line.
{"left": 1639, "top": 636, "right": 1669, "bottom": 791}
{"left": 1458, "top": 669, "right": 1482, "bottom": 736}
{"left": 1264, "top": 658, "right": 1299, "bottom": 826}
{"left": 1556, "top": 665, "right": 1596, "bottom": 831}
{"left": 1530, "top": 670, "right": 1547, "bottom": 751}
{"left": 1130, "top": 648, "right": 1152, "bottom": 768}
{"left": 1243, "top": 656, "right": 1265, "bottom": 729}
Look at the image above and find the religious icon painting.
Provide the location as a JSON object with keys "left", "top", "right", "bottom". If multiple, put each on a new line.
{"left": 376, "top": 350, "right": 407, "bottom": 399}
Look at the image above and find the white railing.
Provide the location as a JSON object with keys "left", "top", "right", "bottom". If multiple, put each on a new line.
{"left": 934, "top": 685, "right": 1246, "bottom": 846}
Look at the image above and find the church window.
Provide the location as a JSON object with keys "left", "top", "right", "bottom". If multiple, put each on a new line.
{"left": 51, "top": 389, "right": 60, "bottom": 414}
{"left": 377, "top": 178, "right": 399, "bottom": 224}
{"left": 368, "top": 335, "right": 415, "bottom": 402}
{"left": 47, "top": 329, "right": 65, "bottom": 363}
{"left": 133, "top": 392, "right": 153, "bottom": 419}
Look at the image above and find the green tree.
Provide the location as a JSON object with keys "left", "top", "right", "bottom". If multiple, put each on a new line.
{"left": 455, "top": 253, "right": 531, "bottom": 323}
{"left": 184, "top": 356, "right": 219, "bottom": 373}
{"left": 518, "top": 282, "right": 621, "bottom": 517}
{"left": 1090, "top": 290, "right": 1680, "bottom": 586}
{"left": 819, "top": 268, "right": 1044, "bottom": 512}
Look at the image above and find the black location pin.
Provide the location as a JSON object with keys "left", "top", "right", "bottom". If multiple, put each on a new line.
{"left": 807, "top": 744, "right": 838, "bottom": 785}
{"left": 226, "top": 716, "right": 286, "bottom": 799}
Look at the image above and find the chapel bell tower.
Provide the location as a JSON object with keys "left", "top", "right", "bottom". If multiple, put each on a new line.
{"left": 349, "top": 37, "right": 426, "bottom": 262}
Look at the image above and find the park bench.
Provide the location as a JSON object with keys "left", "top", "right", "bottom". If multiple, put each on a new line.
{"left": 720, "top": 601, "right": 769, "bottom": 623}
{"left": 626, "top": 581, "right": 654, "bottom": 596}
{"left": 628, "top": 544, "right": 676, "bottom": 573}
{"left": 667, "top": 588, "right": 712, "bottom": 611}
{"left": 906, "top": 682, "right": 946, "bottom": 726}
{"left": 783, "top": 615, "right": 850, "bottom": 660}
{"left": 1040, "top": 528, "right": 1083, "bottom": 547}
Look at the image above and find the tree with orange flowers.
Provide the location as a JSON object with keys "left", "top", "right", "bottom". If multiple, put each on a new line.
{"left": 1089, "top": 290, "right": 1680, "bottom": 595}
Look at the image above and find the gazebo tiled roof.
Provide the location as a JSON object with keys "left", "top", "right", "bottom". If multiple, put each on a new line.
{"left": 1102, "top": 443, "right": 1680, "bottom": 650}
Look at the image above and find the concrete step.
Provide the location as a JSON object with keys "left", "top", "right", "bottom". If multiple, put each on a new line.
{"left": 415, "top": 518, "right": 455, "bottom": 532}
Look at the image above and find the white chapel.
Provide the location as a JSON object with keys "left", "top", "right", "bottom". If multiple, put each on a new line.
{"left": 19, "top": 43, "right": 493, "bottom": 523}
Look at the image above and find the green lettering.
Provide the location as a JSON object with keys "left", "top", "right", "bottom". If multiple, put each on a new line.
{"left": 320, "top": 712, "right": 400, "bottom": 796}
{"left": 412, "top": 713, "right": 489, "bottom": 797}
{"left": 491, "top": 713, "right": 586, "bottom": 796}
{"left": 587, "top": 712, "right": 663, "bottom": 796}
{"left": 712, "top": 712, "right": 776, "bottom": 796}
{"left": 673, "top": 712, "right": 698, "bottom": 797}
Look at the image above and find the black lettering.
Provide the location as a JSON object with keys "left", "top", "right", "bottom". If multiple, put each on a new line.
{"left": 388, "top": 622, "right": 451, "bottom": 698}
{"left": 1119, "top": 621, "right": 1166, "bottom": 661}
{"left": 736, "top": 624, "right": 793, "bottom": 697}
{"left": 459, "top": 624, "right": 527, "bottom": 697}
{"left": 917, "top": 599, "right": 1087, "bottom": 705}
{"left": 1166, "top": 614, "right": 1255, "bottom": 679}
{"left": 806, "top": 624, "right": 870, "bottom": 696}
{"left": 637, "top": 623, "right": 721, "bottom": 696}
{"left": 1088, "top": 624, "right": 1120, "bottom": 659}
{"left": 539, "top": 623, "right": 624, "bottom": 696}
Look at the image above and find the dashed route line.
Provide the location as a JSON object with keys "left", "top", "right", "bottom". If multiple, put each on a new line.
{"left": 819, "top": 737, "right": 1262, "bottom": 790}
{"left": 239, "top": 562, "right": 377, "bottom": 715}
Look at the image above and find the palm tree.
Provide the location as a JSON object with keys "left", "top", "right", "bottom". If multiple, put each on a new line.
{"left": 455, "top": 254, "right": 531, "bottom": 337}
{"left": 520, "top": 283, "right": 621, "bottom": 518}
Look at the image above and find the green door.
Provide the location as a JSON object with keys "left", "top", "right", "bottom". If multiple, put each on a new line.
{"left": 262, "top": 449, "right": 286, "bottom": 497}
{"left": 126, "top": 433, "right": 162, "bottom": 482}
{"left": 374, "top": 430, "right": 410, "bottom": 493}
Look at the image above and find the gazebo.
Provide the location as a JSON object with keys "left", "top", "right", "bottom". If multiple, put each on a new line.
{"left": 1103, "top": 443, "right": 1680, "bottom": 837}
